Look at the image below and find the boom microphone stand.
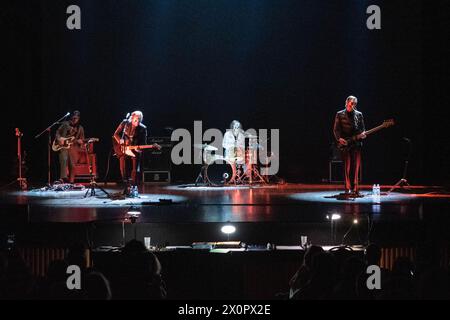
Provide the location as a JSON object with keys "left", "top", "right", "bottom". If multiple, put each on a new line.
{"left": 35, "top": 112, "right": 70, "bottom": 185}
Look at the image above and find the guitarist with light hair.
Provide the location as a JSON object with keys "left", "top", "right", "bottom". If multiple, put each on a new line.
{"left": 333, "top": 96, "right": 366, "bottom": 196}
{"left": 113, "top": 110, "right": 147, "bottom": 186}
{"left": 55, "top": 110, "right": 85, "bottom": 183}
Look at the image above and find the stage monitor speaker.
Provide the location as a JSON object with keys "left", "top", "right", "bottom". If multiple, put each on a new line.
{"left": 143, "top": 137, "right": 172, "bottom": 171}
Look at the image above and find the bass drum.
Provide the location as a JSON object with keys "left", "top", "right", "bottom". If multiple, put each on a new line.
{"left": 206, "top": 157, "right": 236, "bottom": 186}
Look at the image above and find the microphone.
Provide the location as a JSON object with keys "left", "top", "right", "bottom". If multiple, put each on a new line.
{"left": 125, "top": 112, "right": 130, "bottom": 121}
{"left": 65, "top": 112, "right": 71, "bottom": 118}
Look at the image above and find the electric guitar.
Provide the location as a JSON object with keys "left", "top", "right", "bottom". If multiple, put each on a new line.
{"left": 337, "top": 119, "right": 395, "bottom": 151}
{"left": 112, "top": 137, "right": 161, "bottom": 157}
{"left": 52, "top": 136, "right": 99, "bottom": 151}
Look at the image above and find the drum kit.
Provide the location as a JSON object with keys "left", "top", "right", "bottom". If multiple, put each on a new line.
{"left": 194, "top": 134, "right": 268, "bottom": 186}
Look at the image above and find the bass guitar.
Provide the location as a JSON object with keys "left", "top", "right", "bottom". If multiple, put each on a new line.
{"left": 338, "top": 119, "right": 395, "bottom": 150}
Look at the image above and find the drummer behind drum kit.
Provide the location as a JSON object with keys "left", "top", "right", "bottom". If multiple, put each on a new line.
{"left": 194, "top": 134, "right": 269, "bottom": 186}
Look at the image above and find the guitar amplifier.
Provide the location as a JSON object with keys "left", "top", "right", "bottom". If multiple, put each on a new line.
{"left": 74, "top": 154, "right": 97, "bottom": 180}
{"left": 143, "top": 137, "right": 173, "bottom": 171}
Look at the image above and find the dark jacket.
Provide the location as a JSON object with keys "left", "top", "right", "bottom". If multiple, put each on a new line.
{"left": 333, "top": 109, "right": 365, "bottom": 147}
{"left": 113, "top": 120, "right": 147, "bottom": 146}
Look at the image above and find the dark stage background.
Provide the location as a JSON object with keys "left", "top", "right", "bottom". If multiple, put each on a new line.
{"left": 1, "top": 0, "right": 448, "bottom": 185}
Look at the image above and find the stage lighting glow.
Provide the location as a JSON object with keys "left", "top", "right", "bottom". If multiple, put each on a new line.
{"left": 331, "top": 214, "right": 341, "bottom": 220}
{"left": 127, "top": 210, "right": 141, "bottom": 216}
{"left": 353, "top": 219, "right": 358, "bottom": 224}
{"left": 221, "top": 225, "right": 236, "bottom": 234}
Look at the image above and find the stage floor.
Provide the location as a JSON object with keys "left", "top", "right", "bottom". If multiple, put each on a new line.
{"left": 1, "top": 183, "right": 448, "bottom": 222}
{"left": 1, "top": 183, "right": 449, "bottom": 247}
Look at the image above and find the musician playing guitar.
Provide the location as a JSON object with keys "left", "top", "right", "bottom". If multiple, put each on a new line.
{"left": 55, "top": 110, "right": 85, "bottom": 183}
{"left": 333, "top": 96, "right": 366, "bottom": 196}
{"left": 113, "top": 110, "right": 147, "bottom": 186}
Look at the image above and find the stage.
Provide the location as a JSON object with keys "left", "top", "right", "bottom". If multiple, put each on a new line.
{"left": 1, "top": 183, "right": 449, "bottom": 249}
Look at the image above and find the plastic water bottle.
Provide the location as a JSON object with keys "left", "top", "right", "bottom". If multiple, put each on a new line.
{"left": 131, "top": 186, "right": 138, "bottom": 198}
{"left": 135, "top": 186, "right": 139, "bottom": 198}
{"left": 373, "top": 184, "right": 381, "bottom": 203}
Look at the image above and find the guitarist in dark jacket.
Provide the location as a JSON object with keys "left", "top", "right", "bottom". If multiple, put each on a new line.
{"left": 113, "top": 110, "right": 147, "bottom": 185}
{"left": 333, "top": 96, "right": 366, "bottom": 195}
{"left": 55, "top": 111, "right": 85, "bottom": 183}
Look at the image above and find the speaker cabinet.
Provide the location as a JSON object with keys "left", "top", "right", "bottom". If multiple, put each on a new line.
{"left": 143, "top": 137, "right": 173, "bottom": 171}
{"left": 74, "top": 154, "right": 97, "bottom": 180}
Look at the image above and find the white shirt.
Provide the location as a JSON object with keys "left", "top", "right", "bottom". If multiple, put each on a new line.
{"left": 223, "top": 129, "right": 245, "bottom": 149}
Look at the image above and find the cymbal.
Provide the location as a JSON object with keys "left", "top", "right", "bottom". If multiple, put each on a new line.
{"left": 193, "top": 144, "right": 218, "bottom": 151}
{"left": 193, "top": 143, "right": 206, "bottom": 149}
{"left": 204, "top": 145, "right": 218, "bottom": 151}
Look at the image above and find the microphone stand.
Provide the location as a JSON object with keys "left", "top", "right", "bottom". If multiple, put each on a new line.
{"left": 388, "top": 138, "right": 412, "bottom": 194}
{"left": 35, "top": 113, "right": 70, "bottom": 186}
{"left": 120, "top": 115, "right": 132, "bottom": 196}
